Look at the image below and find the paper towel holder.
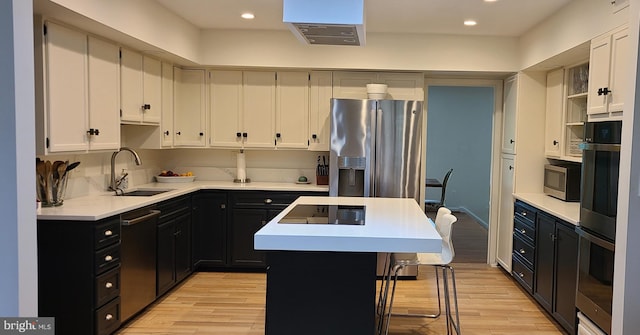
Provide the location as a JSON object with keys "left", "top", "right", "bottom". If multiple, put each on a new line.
{"left": 233, "top": 149, "right": 251, "bottom": 183}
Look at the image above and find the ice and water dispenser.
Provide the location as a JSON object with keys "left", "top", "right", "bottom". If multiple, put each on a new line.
{"left": 335, "top": 156, "right": 366, "bottom": 197}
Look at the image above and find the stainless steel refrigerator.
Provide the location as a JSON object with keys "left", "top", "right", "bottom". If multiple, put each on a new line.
{"left": 329, "top": 98, "right": 423, "bottom": 276}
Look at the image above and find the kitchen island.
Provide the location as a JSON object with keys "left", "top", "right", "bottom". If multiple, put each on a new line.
{"left": 254, "top": 196, "right": 442, "bottom": 335}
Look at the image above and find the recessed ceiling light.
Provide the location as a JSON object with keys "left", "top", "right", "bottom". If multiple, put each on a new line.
{"left": 464, "top": 20, "right": 477, "bottom": 26}
{"left": 241, "top": 13, "right": 255, "bottom": 20}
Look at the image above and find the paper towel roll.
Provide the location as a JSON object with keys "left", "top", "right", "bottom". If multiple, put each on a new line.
{"left": 236, "top": 151, "right": 246, "bottom": 181}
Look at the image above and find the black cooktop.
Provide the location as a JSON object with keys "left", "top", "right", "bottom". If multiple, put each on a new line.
{"left": 278, "top": 205, "right": 365, "bottom": 225}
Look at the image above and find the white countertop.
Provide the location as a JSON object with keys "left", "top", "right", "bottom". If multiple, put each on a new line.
{"left": 513, "top": 193, "right": 580, "bottom": 225}
{"left": 254, "top": 196, "right": 443, "bottom": 253}
{"left": 37, "top": 181, "right": 328, "bottom": 221}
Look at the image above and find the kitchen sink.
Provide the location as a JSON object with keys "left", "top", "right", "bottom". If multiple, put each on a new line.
{"left": 116, "top": 189, "right": 173, "bottom": 196}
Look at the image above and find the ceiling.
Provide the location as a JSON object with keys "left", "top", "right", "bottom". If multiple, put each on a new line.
{"left": 155, "top": 0, "right": 572, "bottom": 37}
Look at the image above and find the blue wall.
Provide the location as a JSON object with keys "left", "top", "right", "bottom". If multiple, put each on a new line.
{"left": 426, "top": 86, "right": 494, "bottom": 225}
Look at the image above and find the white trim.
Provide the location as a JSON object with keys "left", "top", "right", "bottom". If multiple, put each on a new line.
{"left": 424, "top": 77, "right": 504, "bottom": 266}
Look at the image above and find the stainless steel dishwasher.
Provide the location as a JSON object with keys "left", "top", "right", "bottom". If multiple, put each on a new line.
{"left": 120, "top": 207, "right": 160, "bottom": 322}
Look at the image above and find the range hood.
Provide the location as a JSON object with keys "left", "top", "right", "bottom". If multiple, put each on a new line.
{"left": 283, "top": 0, "right": 365, "bottom": 46}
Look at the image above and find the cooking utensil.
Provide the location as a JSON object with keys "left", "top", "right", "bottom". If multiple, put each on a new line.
{"left": 44, "top": 160, "right": 52, "bottom": 204}
{"left": 36, "top": 160, "right": 47, "bottom": 201}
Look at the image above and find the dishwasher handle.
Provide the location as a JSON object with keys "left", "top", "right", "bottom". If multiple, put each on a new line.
{"left": 122, "top": 209, "right": 160, "bottom": 226}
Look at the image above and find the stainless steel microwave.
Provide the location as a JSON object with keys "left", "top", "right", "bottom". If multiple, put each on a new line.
{"left": 544, "top": 164, "right": 581, "bottom": 202}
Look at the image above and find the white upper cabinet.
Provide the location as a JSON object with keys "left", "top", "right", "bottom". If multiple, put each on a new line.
{"left": 86, "top": 36, "right": 121, "bottom": 151}
{"left": 209, "top": 70, "right": 243, "bottom": 148}
{"left": 309, "top": 71, "right": 333, "bottom": 151}
{"left": 332, "top": 72, "right": 376, "bottom": 99}
{"left": 502, "top": 75, "right": 517, "bottom": 154}
{"left": 243, "top": 71, "right": 276, "bottom": 148}
{"left": 587, "top": 24, "right": 628, "bottom": 121}
{"left": 544, "top": 68, "right": 564, "bottom": 158}
{"left": 377, "top": 73, "right": 424, "bottom": 100}
{"left": 37, "top": 22, "right": 120, "bottom": 154}
{"left": 161, "top": 62, "right": 174, "bottom": 147}
{"left": 174, "top": 68, "right": 206, "bottom": 147}
{"left": 120, "top": 49, "right": 161, "bottom": 124}
{"left": 332, "top": 71, "right": 424, "bottom": 101}
{"left": 276, "top": 72, "right": 309, "bottom": 149}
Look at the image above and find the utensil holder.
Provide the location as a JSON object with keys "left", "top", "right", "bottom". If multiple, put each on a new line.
{"left": 316, "top": 175, "right": 328, "bottom": 185}
{"left": 37, "top": 166, "right": 69, "bottom": 207}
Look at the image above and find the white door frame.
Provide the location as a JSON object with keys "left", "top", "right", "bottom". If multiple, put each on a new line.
{"left": 423, "top": 77, "right": 504, "bottom": 265}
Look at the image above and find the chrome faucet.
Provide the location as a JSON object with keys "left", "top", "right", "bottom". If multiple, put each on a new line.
{"left": 109, "top": 147, "right": 142, "bottom": 193}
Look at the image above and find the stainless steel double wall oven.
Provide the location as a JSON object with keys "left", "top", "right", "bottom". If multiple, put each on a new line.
{"left": 577, "top": 120, "right": 622, "bottom": 335}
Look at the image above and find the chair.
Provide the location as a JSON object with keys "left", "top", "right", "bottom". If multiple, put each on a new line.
{"left": 378, "top": 211, "right": 461, "bottom": 335}
{"left": 425, "top": 169, "right": 453, "bottom": 212}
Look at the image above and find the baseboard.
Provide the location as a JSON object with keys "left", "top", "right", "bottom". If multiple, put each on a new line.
{"left": 452, "top": 206, "right": 489, "bottom": 229}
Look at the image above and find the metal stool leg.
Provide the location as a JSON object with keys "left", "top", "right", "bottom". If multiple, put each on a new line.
{"left": 390, "top": 266, "right": 442, "bottom": 319}
{"left": 382, "top": 265, "right": 402, "bottom": 335}
{"left": 442, "top": 265, "right": 461, "bottom": 335}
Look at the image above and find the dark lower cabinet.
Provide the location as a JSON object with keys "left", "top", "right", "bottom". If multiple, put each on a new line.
{"left": 156, "top": 196, "right": 192, "bottom": 297}
{"left": 192, "top": 190, "right": 328, "bottom": 270}
{"left": 552, "top": 220, "right": 579, "bottom": 333}
{"left": 38, "top": 216, "right": 122, "bottom": 335}
{"left": 192, "top": 191, "right": 227, "bottom": 268}
{"left": 513, "top": 200, "right": 578, "bottom": 335}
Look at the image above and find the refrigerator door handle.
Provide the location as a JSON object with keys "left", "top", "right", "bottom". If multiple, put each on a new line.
{"left": 373, "top": 107, "right": 383, "bottom": 197}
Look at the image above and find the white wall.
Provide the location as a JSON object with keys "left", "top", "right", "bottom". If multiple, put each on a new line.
{"left": 520, "top": 0, "right": 629, "bottom": 69}
{"left": 41, "top": 0, "right": 201, "bottom": 63}
{"left": 0, "top": 0, "right": 38, "bottom": 316}
{"left": 199, "top": 30, "right": 520, "bottom": 72}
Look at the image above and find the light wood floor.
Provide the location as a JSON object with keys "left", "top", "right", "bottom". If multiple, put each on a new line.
{"left": 117, "top": 264, "right": 566, "bottom": 335}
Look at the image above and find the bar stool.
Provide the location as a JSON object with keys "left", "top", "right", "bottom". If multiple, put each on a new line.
{"left": 378, "top": 211, "right": 461, "bottom": 335}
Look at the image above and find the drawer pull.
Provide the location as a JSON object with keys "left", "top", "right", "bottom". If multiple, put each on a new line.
{"left": 264, "top": 198, "right": 273, "bottom": 204}
{"left": 104, "top": 230, "right": 113, "bottom": 237}
{"left": 519, "top": 249, "right": 526, "bottom": 254}
{"left": 520, "top": 229, "right": 526, "bottom": 235}
{"left": 517, "top": 272, "right": 524, "bottom": 278}
{"left": 521, "top": 212, "right": 527, "bottom": 216}
{"left": 104, "top": 255, "right": 113, "bottom": 262}
{"left": 105, "top": 314, "right": 113, "bottom": 321}
{"left": 105, "top": 282, "right": 113, "bottom": 289}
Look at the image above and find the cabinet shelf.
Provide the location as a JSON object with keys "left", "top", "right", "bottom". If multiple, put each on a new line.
{"left": 567, "top": 92, "right": 588, "bottom": 99}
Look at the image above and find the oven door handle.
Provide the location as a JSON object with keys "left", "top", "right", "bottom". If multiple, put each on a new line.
{"left": 579, "top": 142, "right": 621, "bottom": 152}
{"left": 576, "top": 226, "right": 615, "bottom": 251}
{"left": 122, "top": 210, "right": 160, "bottom": 226}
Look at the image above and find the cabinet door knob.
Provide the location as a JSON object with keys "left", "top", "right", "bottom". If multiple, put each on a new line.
{"left": 199, "top": 132, "right": 204, "bottom": 136}
{"left": 104, "top": 230, "right": 113, "bottom": 237}
{"left": 104, "top": 255, "right": 113, "bottom": 262}
{"left": 176, "top": 131, "right": 181, "bottom": 135}
{"left": 509, "top": 139, "right": 515, "bottom": 144}
{"left": 105, "top": 314, "right": 114, "bottom": 321}
{"left": 517, "top": 272, "right": 524, "bottom": 278}
{"left": 105, "top": 282, "right": 113, "bottom": 289}
{"left": 276, "top": 133, "right": 281, "bottom": 138}
{"left": 553, "top": 140, "right": 558, "bottom": 145}
{"left": 509, "top": 165, "right": 514, "bottom": 170}
{"left": 521, "top": 212, "right": 526, "bottom": 216}
{"left": 312, "top": 134, "right": 317, "bottom": 139}
{"left": 87, "top": 128, "right": 100, "bottom": 136}
{"left": 164, "top": 130, "right": 170, "bottom": 136}
{"left": 142, "top": 104, "right": 151, "bottom": 110}
{"left": 242, "top": 132, "right": 248, "bottom": 138}
{"left": 220, "top": 204, "right": 226, "bottom": 209}
{"left": 519, "top": 248, "right": 526, "bottom": 254}
{"left": 236, "top": 132, "right": 242, "bottom": 138}
{"left": 264, "top": 198, "right": 273, "bottom": 204}
{"left": 520, "top": 229, "right": 526, "bottom": 235}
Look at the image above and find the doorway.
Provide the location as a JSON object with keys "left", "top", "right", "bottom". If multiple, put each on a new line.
{"left": 423, "top": 78, "right": 503, "bottom": 263}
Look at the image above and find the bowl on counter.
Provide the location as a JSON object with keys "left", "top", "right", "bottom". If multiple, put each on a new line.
{"left": 155, "top": 176, "right": 196, "bottom": 183}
